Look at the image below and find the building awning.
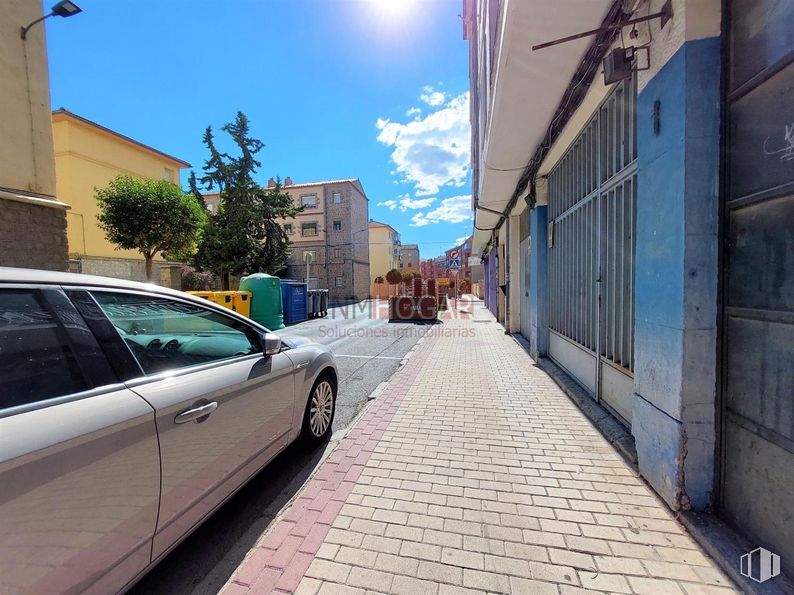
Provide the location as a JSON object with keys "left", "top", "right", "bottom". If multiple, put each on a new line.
{"left": 473, "top": 0, "right": 613, "bottom": 255}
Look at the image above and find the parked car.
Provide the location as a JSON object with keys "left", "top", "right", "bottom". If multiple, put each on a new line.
{"left": 0, "top": 267, "right": 337, "bottom": 594}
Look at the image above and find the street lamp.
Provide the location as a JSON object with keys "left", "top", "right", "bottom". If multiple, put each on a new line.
{"left": 21, "top": 1, "right": 82, "bottom": 40}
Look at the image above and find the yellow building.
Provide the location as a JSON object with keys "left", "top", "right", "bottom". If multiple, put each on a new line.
{"left": 52, "top": 109, "right": 190, "bottom": 281}
{"left": 368, "top": 219, "right": 401, "bottom": 283}
{"left": 0, "top": 2, "right": 68, "bottom": 271}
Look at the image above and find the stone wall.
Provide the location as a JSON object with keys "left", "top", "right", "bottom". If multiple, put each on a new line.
{"left": 0, "top": 200, "right": 68, "bottom": 271}
{"left": 73, "top": 255, "right": 183, "bottom": 285}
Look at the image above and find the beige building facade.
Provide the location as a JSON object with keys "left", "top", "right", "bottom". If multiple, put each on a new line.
{"left": 205, "top": 178, "right": 370, "bottom": 300}
{"left": 0, "top": 1, "right": 69, "bottom": 271}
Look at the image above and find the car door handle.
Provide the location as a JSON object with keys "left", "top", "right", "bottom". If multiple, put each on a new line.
{"left": 174, "top": 401, "right": 218, "bottom": 424}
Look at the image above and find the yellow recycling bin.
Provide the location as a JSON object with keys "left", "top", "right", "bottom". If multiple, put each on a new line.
{"left": 186, "top": 290, "right": 251, "bottom": 317}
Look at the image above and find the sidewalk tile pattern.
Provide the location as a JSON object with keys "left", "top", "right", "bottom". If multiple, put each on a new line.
{"left": 224, "top": 307, "right": 737, "bottom": 595}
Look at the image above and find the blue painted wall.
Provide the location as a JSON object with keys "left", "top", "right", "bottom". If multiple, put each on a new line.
{"left": 633, "top": 36, "right": 721, "bottom": 510}
{"left": 529, "top": 206, "right": 548, "bottom": 359}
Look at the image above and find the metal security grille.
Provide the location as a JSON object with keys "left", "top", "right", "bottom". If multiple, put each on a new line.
{"left": 548, "top": 75, "right": 637, "bottom": 374}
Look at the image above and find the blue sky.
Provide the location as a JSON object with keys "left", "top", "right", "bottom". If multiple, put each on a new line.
{"left": 46, "top": 0, "right": 473, "bottom": 258}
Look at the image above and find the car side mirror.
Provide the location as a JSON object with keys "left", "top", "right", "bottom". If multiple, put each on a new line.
{"left": 262, "top": 333, "right": 281, "bottom": 356}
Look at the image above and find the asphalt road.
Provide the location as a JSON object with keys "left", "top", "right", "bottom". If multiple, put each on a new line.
{"left": 129, "top": 299, "right": 430, "bottom": 595}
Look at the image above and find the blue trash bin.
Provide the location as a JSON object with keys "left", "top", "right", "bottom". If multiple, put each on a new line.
{"left": 280, "top": 281, "right": 308, "bottom": 325}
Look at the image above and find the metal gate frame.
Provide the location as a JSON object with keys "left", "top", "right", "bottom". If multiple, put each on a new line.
{"left": 547, "top": 75, "right": 637, "bottom": 424}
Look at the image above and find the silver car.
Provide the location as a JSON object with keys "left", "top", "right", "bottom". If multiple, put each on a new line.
{"left": 0, "top": 268, "right": 337, "bottom": 594}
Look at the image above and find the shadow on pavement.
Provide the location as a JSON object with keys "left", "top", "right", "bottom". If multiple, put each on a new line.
{"left": 129, "top": 438, "right": 330, "bottom": 595}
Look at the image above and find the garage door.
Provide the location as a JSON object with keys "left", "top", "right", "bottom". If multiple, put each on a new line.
{"left": 547, "top": 75, "right": 637, "bottom": 426}
{"left": 721, "top": 0, "right": 794, "bottom": 565}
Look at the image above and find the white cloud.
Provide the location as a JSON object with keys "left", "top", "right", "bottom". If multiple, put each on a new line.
{"left": 419, "top": 86, "right": 446, "bottom": 107}
{"left": 405, "top": 107, "right": 421, "bottom": 118}
{"left": 410, "top": 195, "right": 473, "bottom": 227}
{"left": 377, "top": 199, "right": 398, "bottom": 210}
{"left": 376, "top": 91, "right": 470, "bottom": 196}
{"left": 379, "top": 194, "right": 438, "bottom": 212}
{"left": 454, "top": 236, "right": 469, "bottom": 246}
{"left": 399, "top": 195, "right": 435, "bottom": 211}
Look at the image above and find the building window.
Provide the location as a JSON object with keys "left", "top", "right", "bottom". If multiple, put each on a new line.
{"left": 284, "top": 223, "right": 293, "bottom": 234}
{"left": 303, "top": 250, "right": 317, "bottom": 263}
{"left": 302, "top": 222, "right": 318, "bottom": 236}
{"left": 334, "top": 247, "right": 343, "bottom": 259}
{"left": 333, "top": 220, "right": 342, "bottom": 231}
{"left": 301, "top": 194, "right": 318, "bottom": 209}
{"left": 335, "top": 276, "right": 345, "bottom": 287}
{"left": 163, "top": 168, "right": 174, "bottom": 182}
{"left": 332, "top": 192, "right": 341, "bottom": 203}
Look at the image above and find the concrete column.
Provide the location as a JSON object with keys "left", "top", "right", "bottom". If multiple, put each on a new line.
{"left": 632, "top": 1, "right": 721, "bottom": 510}
{"left": 529, "top": 206, "right": 548, "bottom": 360}
{"left": 507, "top": 212, "right": 522, "bottom": 333}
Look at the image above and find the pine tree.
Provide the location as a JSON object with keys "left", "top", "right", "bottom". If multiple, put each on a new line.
{"left": 190, "top": 112, "right": 302, "bottom": 289}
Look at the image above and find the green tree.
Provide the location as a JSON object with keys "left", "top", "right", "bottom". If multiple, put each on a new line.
{"left": 402, "top": 269, "right": 420, "bottom": 281}
{"left": 190, "top": 112, "right": 302, "bottom": 289}
{"left": 96, "top": 175, "right": 206, "bottom": 282}
{"left": 385, "top": 268, "right": 403, "bottom": 285}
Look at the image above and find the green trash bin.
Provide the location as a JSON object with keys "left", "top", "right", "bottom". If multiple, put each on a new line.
{"left": 239, "top": 273, "right": 285, "bottom": 330}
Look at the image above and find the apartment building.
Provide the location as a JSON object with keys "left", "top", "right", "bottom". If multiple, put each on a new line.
{"left": 367, "top": 220, "right": 401, "bottom": 283}
{"left": 465, "top": 0, "right": 794, "bottom": 570}
{"left": 399, "top": 244, "right": 419, "bottom": 271}
{"left": 207, "top": 178, "right": 370, "bottom": 300}
{"left": 53, "top": 109, "right": 190, "bottom": 282}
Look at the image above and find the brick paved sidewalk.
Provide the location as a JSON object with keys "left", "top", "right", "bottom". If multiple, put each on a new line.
{"left": 222, "top": 304, "right": 736, "bottom": 595}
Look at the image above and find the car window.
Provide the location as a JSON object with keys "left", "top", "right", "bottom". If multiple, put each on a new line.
{"left": 0, "top": 289, "right": 89, "bottom": 409}
{"left": 92, "top": 292, "right": 261, "bottom": 375}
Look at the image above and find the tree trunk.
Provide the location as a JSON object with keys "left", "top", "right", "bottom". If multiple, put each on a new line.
{"left": 221, "top": 271, "right": 230, "bottom": 291}
{"left": 145, "top": 255, "right": 153, "bottom": 283}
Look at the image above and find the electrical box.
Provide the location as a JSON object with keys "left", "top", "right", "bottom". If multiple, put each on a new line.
{"left": 603, "top": 48, "right": 632, "bottom": 84}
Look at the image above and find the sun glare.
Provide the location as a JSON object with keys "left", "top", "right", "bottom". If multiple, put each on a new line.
{"left": 367, "top": 0, "right": 417, "bottom": 21}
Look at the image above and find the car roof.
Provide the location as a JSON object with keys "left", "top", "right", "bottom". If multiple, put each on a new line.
{"left": 0, "top": 266, "right": 190, "bottom": 297}
{"left": 0, "top": 266, "right": 280, "bottom": 333}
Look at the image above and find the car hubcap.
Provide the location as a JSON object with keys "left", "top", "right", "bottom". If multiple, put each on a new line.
{"left": 310, "top": 381, "right": 333, "bottom": 437}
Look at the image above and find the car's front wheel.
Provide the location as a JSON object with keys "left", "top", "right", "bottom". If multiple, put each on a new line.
{"left": 301, "top": 373, "right": 336, "bottom": 444}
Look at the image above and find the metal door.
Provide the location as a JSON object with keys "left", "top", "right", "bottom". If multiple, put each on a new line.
{"left": 547, "top": 76, "right": 637, "bottom": 426}
{"left": 721, "top": 0, "right": 794, "bottom": 565}
{"left": 90, "top": 290, "right": 296, "bottom": 560}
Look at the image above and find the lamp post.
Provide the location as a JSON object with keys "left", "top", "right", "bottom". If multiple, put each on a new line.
{"left": 21, "top": 1, "right": 82, "bottom": 40}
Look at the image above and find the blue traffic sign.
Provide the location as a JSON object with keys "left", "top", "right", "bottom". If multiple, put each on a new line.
{"left": 448, "top": 258, "right": 460, "bottom": 269}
